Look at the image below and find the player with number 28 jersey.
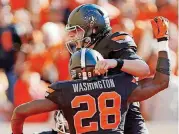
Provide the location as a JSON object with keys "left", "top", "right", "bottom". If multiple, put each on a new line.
{"left": 46, "top": 71, "right": 137, "bottom": 134}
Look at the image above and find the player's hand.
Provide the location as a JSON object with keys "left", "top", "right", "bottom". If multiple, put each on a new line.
{"left": 151, "top": 16, "right": 169, "bottom": 41}
{"left": 94, "top": 59, "right": 117, "bottom": 75}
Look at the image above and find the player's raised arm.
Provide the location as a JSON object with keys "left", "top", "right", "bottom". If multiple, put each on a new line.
{"left": 128, "top": 16, "right": 170, "bottom": 103}
{"left": 11, "top": 99, "right": 58, "bottom": 134}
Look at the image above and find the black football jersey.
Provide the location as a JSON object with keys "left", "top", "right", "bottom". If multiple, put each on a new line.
{"left": 45, "top": 73, "right": 137, "bottom": 134}
{"left": 93, "top": 32, "right": 147, "bottom": 134}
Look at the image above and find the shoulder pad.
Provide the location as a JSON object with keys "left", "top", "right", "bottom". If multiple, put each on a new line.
{"left": 111, "top": 32, "right": 130, "bottom": 41}
{"left": 94, "top": 32, "right": 137, "bottom": 58}
{"left": 48, "top": 80, "right": 73, "bottom": 91}
{"left": 111, "top": 32, "right": 137, "bottom": 49}
{"left": 48, "top": 81, "right": 65, "bottom": 90}
{"left": 110, "top": 32, "right": 129, "bottom": 39}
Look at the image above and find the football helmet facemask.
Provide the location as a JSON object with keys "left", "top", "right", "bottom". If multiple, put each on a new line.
{"left": 54, "top": 110, "right": 70, "bottom": 134}
{"left": 66, "top": 4, "right": 111, "bottom": 54}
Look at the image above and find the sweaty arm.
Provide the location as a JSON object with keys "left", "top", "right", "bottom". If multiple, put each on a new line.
{"left": 115, "top": 48, "right": 150, "bottom": 77}
{"left": 128, "top": 16, "right": 170, "bottom": 103}
{"left": 128, "top": 50, "right": 170, "bottom": 103}
{"left": 106, "top": 37, "right": 150, "bottom": 77}
{"left": 11, "top": 99, "right": 58, "bottom": 134}
{"left": 96, "top": 48, "right": 150, "bottom": 77}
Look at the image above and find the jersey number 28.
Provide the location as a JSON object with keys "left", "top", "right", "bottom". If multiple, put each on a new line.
{"left": 71, "top": 91, "right": 121, "bottom": 133}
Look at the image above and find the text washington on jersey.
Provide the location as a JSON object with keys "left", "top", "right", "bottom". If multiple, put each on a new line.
{"left": 72, "top": 79, "right": 115, "bottom": 92}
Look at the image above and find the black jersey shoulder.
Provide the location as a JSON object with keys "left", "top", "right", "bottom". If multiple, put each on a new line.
{"left": 94, "top": 32, "right": 137, "bottom": 58}
{"left": 49, "top": 81, "right": 67, "bottom": 90}
{"left": 49, "top": 79, "right": 84, "bottom": 91}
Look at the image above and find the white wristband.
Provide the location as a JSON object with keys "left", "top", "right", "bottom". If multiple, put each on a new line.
{"left": 158, "top": 41, "right": 169, "bottom": 52}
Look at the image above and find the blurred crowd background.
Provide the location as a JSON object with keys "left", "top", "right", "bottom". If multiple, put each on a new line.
{"left": 0, "top": 0, "right": 178, "bottom": 133}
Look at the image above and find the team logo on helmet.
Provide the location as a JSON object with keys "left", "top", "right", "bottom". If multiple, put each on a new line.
{"left": 89, "top": 16, "right": 96, "bottom": 27}
{"left": 84, "top": 10, "right": 97, "bottom": 28}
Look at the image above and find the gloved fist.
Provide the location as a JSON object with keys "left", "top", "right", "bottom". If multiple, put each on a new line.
{"left": 151, "top": 16, "right": 169, "bottom": 41}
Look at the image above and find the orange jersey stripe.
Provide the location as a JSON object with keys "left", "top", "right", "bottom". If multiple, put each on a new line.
{"left": 47, "top": 88, "right": 55, "bottom": 93}
{"left": 112, "top": 35, "right": 127, "bottom": 41}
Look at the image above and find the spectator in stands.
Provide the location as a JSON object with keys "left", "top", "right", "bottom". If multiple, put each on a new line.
{"left": 0, "top": 5, "right": 25, "bottom": 104}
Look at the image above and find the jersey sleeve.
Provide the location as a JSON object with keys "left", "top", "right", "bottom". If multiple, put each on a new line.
{"left": 114, "top": 74, "right": 137, "bottom": 100}
{"left": 126, "top": 81, "right": 138, "bottom": 98}
{"left": 45, "top": 86, "right": 63, "bottom": 107}
{"left": 110, "top": 48, "right": 142, "bottom": 60}
{"left": 109, "top": 33, "right": 142, "bottom": 60}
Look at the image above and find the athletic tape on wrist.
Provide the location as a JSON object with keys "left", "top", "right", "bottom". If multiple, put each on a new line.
{"left": 158, "top": 41, "right": 169, "bottom": 52}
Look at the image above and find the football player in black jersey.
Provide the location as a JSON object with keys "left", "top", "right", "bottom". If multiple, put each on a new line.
{"left": 65, "top": 4, "right": 150, "bottom": 134}
{"left": 11, "top": 16, "right": 170, "bottom": 133}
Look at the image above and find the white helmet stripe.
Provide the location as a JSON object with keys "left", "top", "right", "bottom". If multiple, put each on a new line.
{"left": 81, "top": 48, "right": 86, "bottom": 68}
{"left": 81, "top": 48, "right": 88, "bottom": 80}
